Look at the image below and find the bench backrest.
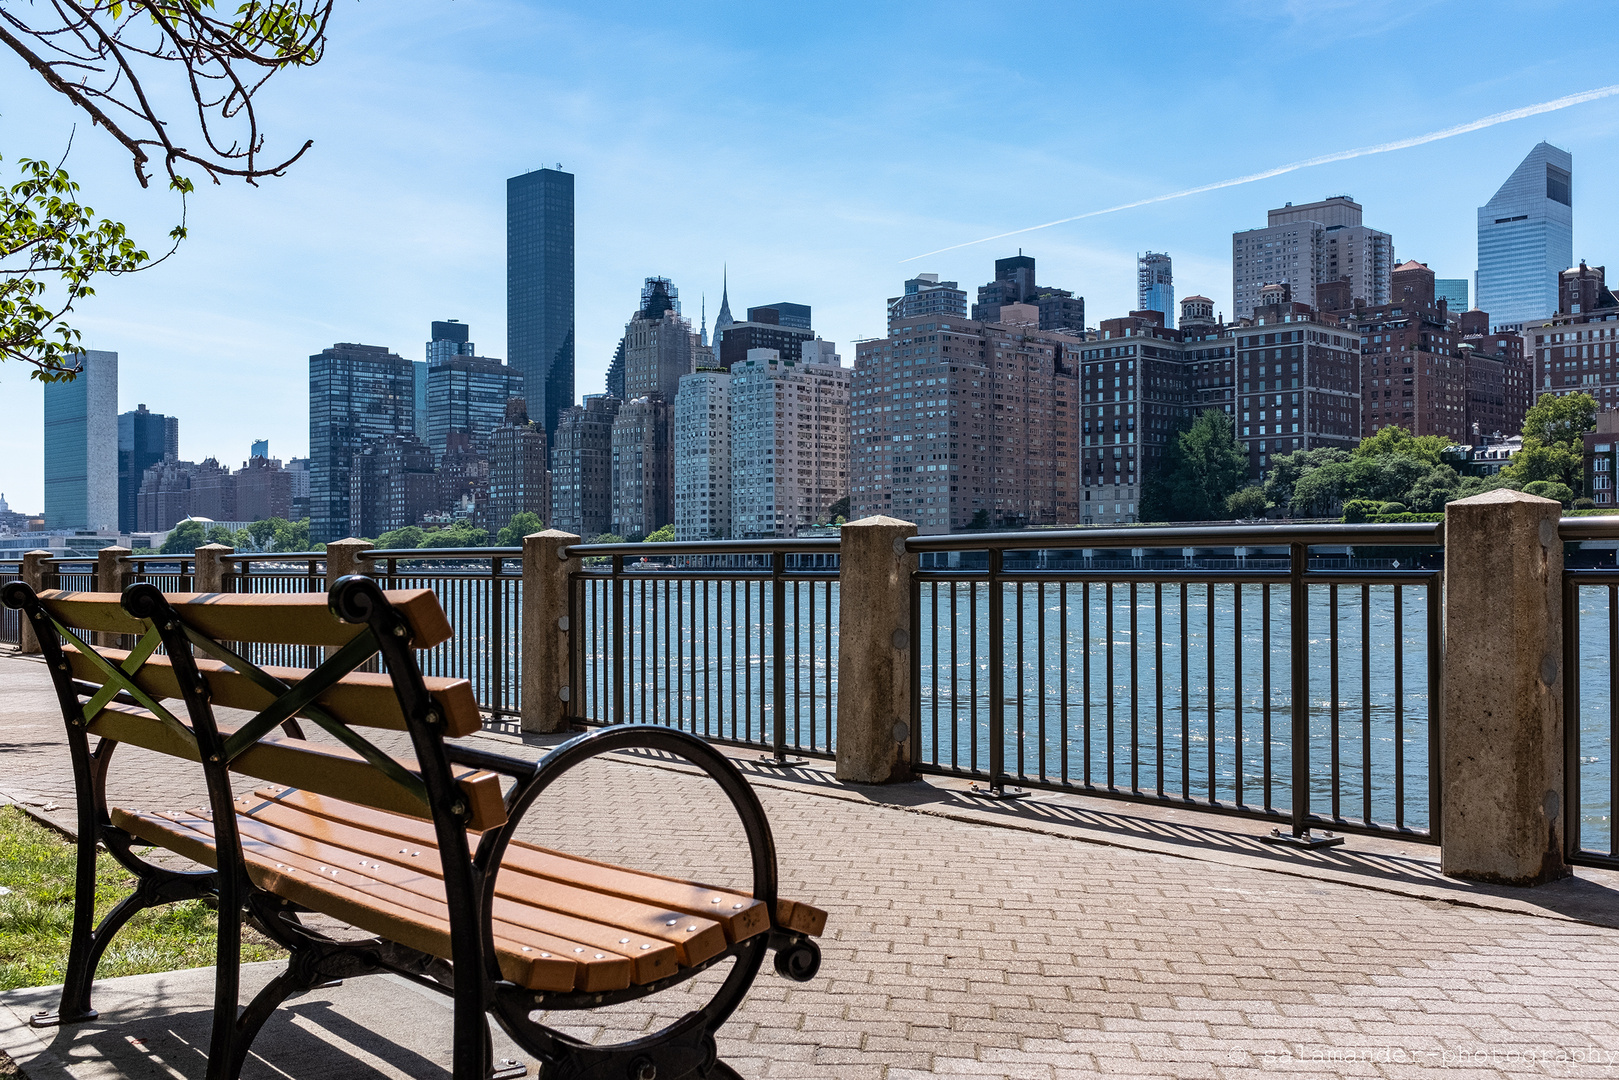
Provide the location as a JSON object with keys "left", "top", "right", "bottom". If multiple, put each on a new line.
{"left": 3, "top": 577, "right": 506, "bottom": 833}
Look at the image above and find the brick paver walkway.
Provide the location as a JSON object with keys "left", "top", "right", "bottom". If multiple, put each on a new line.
{"left": 3, "top": 653, "right": 1618, "bottom": 1078}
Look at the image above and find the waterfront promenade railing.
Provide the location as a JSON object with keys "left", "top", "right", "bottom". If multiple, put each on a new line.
{"left": 1560, "top": 517, "right": 1619, "bottom": 870}
{"left": 0, "top": 560, "right": 20, "bottom": 646}
{"left": 563, "top": 538, "right": 842, "bottom": 761}
{"left": 907, "top": 523, "right": 1445, "bottom": 842}
{"left": 358, "top": 547, "right": 523, "bottom": 722}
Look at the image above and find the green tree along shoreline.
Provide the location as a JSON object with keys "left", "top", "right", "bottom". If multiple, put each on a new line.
{"left": 1139, "top": 393, "right": 1604, "bottom": 524}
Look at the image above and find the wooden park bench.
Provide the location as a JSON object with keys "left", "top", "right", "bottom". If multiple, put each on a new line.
{"left": 2, "top": 575, "right": 825, "bottom": 1080}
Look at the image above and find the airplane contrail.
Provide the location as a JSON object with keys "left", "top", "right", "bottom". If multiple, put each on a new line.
{"left": 902, "top": 82, "right": 1619, "bottom": 263}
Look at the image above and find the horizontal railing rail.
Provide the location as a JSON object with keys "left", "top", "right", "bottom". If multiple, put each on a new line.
{"left": 566, "top": 540, "right": 841, "bottom": 762}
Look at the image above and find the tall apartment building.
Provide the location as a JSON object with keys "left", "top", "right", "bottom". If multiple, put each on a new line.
{"left": 1076, "top": 301, "right": 1236, "bottom": 523}
{"left": 483, "top": 398, "right": 549, "bottom": 531}
{"left": 424, "top": 353, "right": 524, "bottom": 460}
{"left": 549, "top": 395, "right": 620, "bottom": 538}
{"left": 1526, "top": 261, "right": 1619, "bottom": 410}
{"left": 348, "top": 435, "right": 436, "bottom": 538}
{"left": 1457, "top": 309, "right": 1532, "bottom": 441}
{"left": 729, "top": 348, "right": 850, "bottom": 538}
{"left": 234, "top": 456, "right": 293, "bottom": 522}
{"left": 43, "top": 350, "right": 118, "bottom": 532}
{"left": 308, "top": 342, "right": 415, "bottom": 543}
{"left": 851, "top": 315, "right": 1079, "bottom": 534}
{"left": 971, "top": 254, "right": 1084, "bottom": 333}
{"left": 507, "top": 167, "right": 574, "bottom": 444}
{"left": 673, "top": 369, "right": 731, "bottom": 540}
{"left": 189, "top": 458, "right": 236, "bottom": 522}
{"left": 117, "top": 404, "right": 170, "bottom": 532}
{"left": 714, "top": 304, "right": 816, "bottom": 369}
{"left": 1137, "top": 252, "right": 1174, "bottom": 321}
{"left": 1232, "top": 288, "right": 1362, "bottom": 478}
{"left": 1477, "top": 142, "right": 1572, "bottom": 330}
{"left": 609, "top": 395, "right": 672, "bottom": 540}
{"left": 1322, "top": 261, "right": 1526, "bottom": 444}
{"left": 1232, "top": 196, "right": 1392, "bottom": 319}
{"left": 622, "top": 278, "right": 702, "bottom": 402}
{"left": 887, "top": 274, "right": 967, "bottom": 327}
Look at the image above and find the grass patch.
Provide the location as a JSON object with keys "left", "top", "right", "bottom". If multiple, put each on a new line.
{"left": 0, "top": 806, "right": 283, "bottom": 991}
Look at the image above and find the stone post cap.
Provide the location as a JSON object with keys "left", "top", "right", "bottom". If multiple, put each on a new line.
{"left": 22, "top": 549, "right": 52, "bottom": 558}
{"left": 843, "top": 515, "right": 917, "bottom": 529}
{"left": 1447, "top": 488, "right": 1562, "bottom": 509}
{"left": 195, "top": 543, "right": 236, "bottom": 552}
{"left": 98, "top": 546, "right": 132, "bottom": 556}
{"left": 326, "top": 537, "right": 374, "bottom": 547}
{"left": 524, "top": 529, "right": 582, "bottom": 542}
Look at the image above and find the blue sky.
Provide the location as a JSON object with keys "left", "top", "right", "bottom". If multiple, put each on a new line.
{"left": 4, "top": 0, "right": 1618, "bottom": 513}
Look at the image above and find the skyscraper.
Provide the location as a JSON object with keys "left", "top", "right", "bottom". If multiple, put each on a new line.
{"left": 674, "top": 368, "right": 731, "bottom": 540}
{"left": 426, "top": 319, "right": 474, "bottom": 364}
{"left": 1435, "top": 279, "right": 1470, "bottom": 312}
{"left": 971, "top": 254, "right": 1084, "bottom": 332}
{"left": 887, "top": 274, "right": 968, "bottom": 327}
{"left": 549, "top": 395, "right": 620, "bottom": 538}
{"left": 308, "top": 342, "right": 416, "bottom": 543}
{"left": 43, "top": 350, "right": 118, "bottom": 532}
{"left": 507, "top": 167, "right": 575, "bottom": 446}
{"left": 729, "top": 346, "right": 849, "bottom": 539}
{"left": 1231, "top": 196, "right": 1392, "bottom": 319}
{"left": 1137, "top": 252, "right": 1174, "bottom": 320}
{"left": 424, "top": 353, "right": 525, "bottom": 460}
{"left": 118, "top": 404, "right": 171, "bottom": 532}
{"left": 1476, "top": 142, "right": 1573, "bottom": 330}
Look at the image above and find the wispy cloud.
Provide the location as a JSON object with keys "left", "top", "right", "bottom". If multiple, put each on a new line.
{"left": 903, "top": 82, "right": 1619, "bottom": 263}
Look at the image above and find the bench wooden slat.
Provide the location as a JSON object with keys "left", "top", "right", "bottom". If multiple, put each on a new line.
{"left": 37, "top": 589, "right": 453, "bottom": 649}
{"left": 110, "top": 808, "right": 607, "bottom": 992}
{"left": 64, "top": 646, "right": 483, "bottom": 738}
{"left": 206, "top": 807, "right": 685, "bottom": 982}
{"left": 138, "top": 808, "right": 674, "bottom": 990}
{"left": 235, "top": 794, "right": 729, "bottom": 966}
{"left": 255, "top": 787, "right": 826, "bottom": 940}
{"left": 87, "top": 704, "right": 507, "bottom": 832}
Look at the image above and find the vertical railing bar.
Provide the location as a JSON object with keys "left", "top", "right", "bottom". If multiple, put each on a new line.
{"left": 1235, "top": 582, "right": 1244, "bottom": 808}
{"left": 1180, "top": 583, "right": 1189, "bottom": 801}
{"left": 1427, "top": 569, "right": 1443, "bottom": 843}
{"left": 1330, "top": 582, "right": 1340, "bottom": 822}
{"left": 1362, "top": 583, "right": 1372, "bottom": 826}
{"left": 772, "top": 550, "right": 787, "bottom": 761}
{"left": 1016, "top": 579, "right": 1026, "bottom": 780}
{"left": 1060, "top": 581, "right": 1069, "bottom": 787}
{"left": 1288, "top": 542, "right": 1309, "bottom": 837}
{"left": 1207, "top": 581, "right": 1215, "bottom": 805}
{"left": 1395, "top": 583, "right": 1406, "bottom": 829}
{"left": 970, "top": 577, "right": 979, "bottom": 776}
{"left": 612, "top": 556, "right": 625, "bottom": 726}
{"left": 1155, "top": 581, "right": 1164, "bottom": 799}
{"left": 1037, "top": 580, "right": 1047, "bottom": 783}
{"left": 987, "top": 548, "right": 1005, "bottom": 794}
{"left": 1106, "top": 580, "right": 1116, "bottom": 791}
{"left": 1130, "top": 580, "right": 1139, "bottom": 793}
{"left": 950, "top": 581, "right": 959, "bottom": 771}
{"left": 1263, "top": 582, "right": 1273, "bottom": 812}
{"left": 1082, "top": 579, "right": 1092, "bottom": 789}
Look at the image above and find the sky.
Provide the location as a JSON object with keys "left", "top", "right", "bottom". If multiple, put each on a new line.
{"left": 3, "top": 0, "right": 1619, "bottom": 514}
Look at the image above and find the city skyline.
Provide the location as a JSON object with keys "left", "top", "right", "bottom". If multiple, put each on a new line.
{"left": 3, "top": 2, "right": 1619, "bottom": 510}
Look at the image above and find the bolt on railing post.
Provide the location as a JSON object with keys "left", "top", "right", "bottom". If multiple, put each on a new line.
{"left": 772, "top": 549, "right": 788, "bottom": 762}
{"left": 988, "top": 546, "right": 1007, "bottom": 796}
{"left": 1289, "top": 540, "right": 1310, "bottom": 838}
{"left": 612, "top": 554, "right": 625, "bottom": 726}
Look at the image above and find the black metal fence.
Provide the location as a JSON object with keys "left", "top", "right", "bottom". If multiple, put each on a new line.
{"left": 907, "top": 524, "right": 1445, "bottom": 842}
{"left": 1560, "top": 518, "right": 1619, "bottom": 869}
{"left": 566, "top": 539, "right": 841, "bottom": 760}
{"left": 360, "top": 548, "right": 524, "bottom": 721}
{"left": 0, "top": 560, "right": 20, "bottom": 647}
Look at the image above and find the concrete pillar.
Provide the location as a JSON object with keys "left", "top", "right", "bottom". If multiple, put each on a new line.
{"left": 194, "top": 544, "right": 235, "bottom": 593}
{"left": 1442, "top": 489, "right": 1567, "bottom": 885}
{"left": 835, "top": 516, "right": 916, "bottom": 784}
{"left": 522, "top": 530, "right": 579, "bottom": 734}
{"left": 95, "top": 546, "right": 132, "bottom": 648}
{"left": 18, "top": 550, "right": 52, "bottom": 655}
{"left": 323, "top": 538, "right": 375, "bottom": 589}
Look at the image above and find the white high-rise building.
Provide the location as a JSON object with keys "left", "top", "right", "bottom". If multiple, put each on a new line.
{"left": 1231, "top": 196, "right": 1392, "bottom": 319}
{"left": 1137, "top": 252, "right": 1173, "bottom": 320}
{"left": 43, "top": 350, "right": 118, "bottom": 532}
{"left": 1476, "top": 142, "right": 1573, "bottom": 331}
{"left": 729, "top": 346, "right": 850, "bottom": 539}
{"left": 673, "top": 369, "right": 731, "bottom": 540}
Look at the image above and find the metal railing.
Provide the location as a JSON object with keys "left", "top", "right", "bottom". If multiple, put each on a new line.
{"left": 0, "top": 560, "right": 20, "bottom": 647}
{"left": 127, "top": 553, "right": 196, "bottom": 592}
{"left": 907, "top": 523, "right": 1445, "bottom": 842}
{"left": 566, "top": 538, "right": 841, "bottom": 761}
{"left": 360, "top": 548, "right": 523, "bottom": 721}
{"left": 1561, "top": 517, "right": 1619, "bottom": 869}
{"left": 223, "top": 552, "right": 327, "bottom": 670}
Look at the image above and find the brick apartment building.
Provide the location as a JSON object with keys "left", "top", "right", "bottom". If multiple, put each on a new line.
{"left": 1527, "top": 261, "right": 1619, "bottom": 408}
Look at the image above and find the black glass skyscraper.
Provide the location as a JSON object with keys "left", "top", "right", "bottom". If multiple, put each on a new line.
{"left": 507, "top": 167, "right": 575, "bottom": 451}
{"left": 117, "top": 404, "right": 170, "bottom": 532}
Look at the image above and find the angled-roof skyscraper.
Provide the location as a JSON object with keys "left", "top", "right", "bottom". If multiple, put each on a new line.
{"left": 507, "top": 167, "right": 575, "bottom": 449}
{"left": 1476, "top": 142, "right": 1573, "bottom": 330}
